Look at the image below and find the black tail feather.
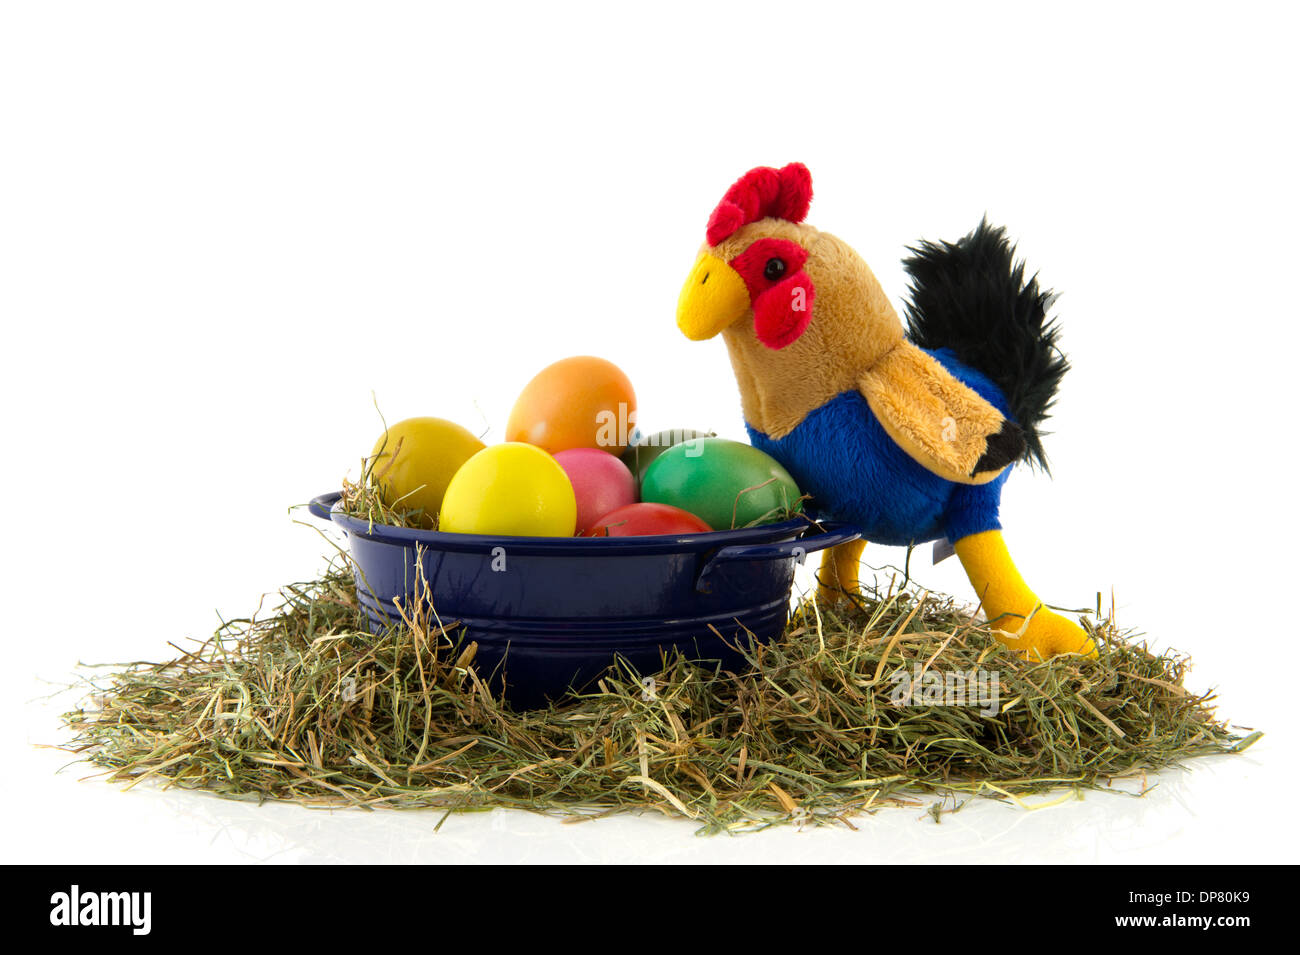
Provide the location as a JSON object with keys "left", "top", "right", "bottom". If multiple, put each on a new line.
{"left": 902, "top": 219, "right": 1068, "bottom": 471}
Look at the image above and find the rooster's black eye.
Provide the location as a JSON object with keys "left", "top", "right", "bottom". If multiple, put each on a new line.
{"left": 763, "top": 258, "right": 787, "bottom": 281}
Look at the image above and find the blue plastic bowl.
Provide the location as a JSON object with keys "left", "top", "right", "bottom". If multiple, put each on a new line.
{"left": 308, "top": 492, "right": 859, "bottom": 708}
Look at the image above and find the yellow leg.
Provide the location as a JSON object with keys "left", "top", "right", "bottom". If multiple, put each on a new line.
{"left": 816, "top": 539, "right": 867, "bottom": 603}
{"left": 954, "top": 530, "right": 1096, "bottom": 660}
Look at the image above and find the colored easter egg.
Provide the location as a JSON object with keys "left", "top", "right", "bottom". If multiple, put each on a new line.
{"left": 369, "top": 417, "right": 486, "bottom": 528}
{"left": 620, "top": 428, "right": 714, "bottom": 489}
{"left": 505, "top": 356, "right": 637, "bottom": 454}
{"left": 439, "top": 443, "right": 577, "bottom": 537}
{"left": 553, "top": 448, "right": 637, "bottom": 535}
{"left": 640, "top": 438, "right": 801, "bottom": 530}
{"left": 584, "top": 502, "right": 713, "bottom": 538}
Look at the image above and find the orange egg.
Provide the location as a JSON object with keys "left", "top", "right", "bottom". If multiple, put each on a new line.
{"left": 506, "top": 356, "right": 637, "bottom": 455}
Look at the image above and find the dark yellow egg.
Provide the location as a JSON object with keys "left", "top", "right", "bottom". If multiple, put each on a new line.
{"left": 369, "top": 417, "right": 485, "bottom": 527}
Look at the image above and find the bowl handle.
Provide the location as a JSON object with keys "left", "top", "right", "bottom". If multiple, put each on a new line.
{"left": 307, "top": 491, "right": 343, "bottom": 522}
{"left": 695, "top": 522, "right": 862, "bottom": 594}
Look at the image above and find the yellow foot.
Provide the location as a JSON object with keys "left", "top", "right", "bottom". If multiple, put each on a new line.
{"left": 988, "top": 605, "right": 1097, "bottom": 661}
{"left": 816, "top": 539, "right": 866, "bottom": 603}
{"left": 954, "top": 529, "right": 1098, "bottom": 661}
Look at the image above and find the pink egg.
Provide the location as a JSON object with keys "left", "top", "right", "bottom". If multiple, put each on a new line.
{"left": 553, "top": 448, "right": 637, "bottom": 535}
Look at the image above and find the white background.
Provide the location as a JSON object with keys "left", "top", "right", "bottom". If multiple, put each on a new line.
{"left": 2, "top": 1, "right": 1296, "bottom": 864}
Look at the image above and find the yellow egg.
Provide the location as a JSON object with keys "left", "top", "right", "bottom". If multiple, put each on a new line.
{"left": 440, "top": 443, "right": 577, "bottom": 537}
{"left": 370, "top": 417, "right": 486, "bottom": 528}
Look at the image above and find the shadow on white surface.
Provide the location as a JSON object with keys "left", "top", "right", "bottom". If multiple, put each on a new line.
{"left": 29, "top": 752, "right": 1255, "bottom": 865}
{"left": 14, "top": 677, "right": 1271, "bottom": 864}
{"left": 14, "top": 661, "right": 1273, "bottom": 865}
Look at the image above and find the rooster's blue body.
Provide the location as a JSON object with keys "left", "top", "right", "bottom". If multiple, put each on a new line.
{"left": 747, "top": 347, "right": 1011, "bottom": 547}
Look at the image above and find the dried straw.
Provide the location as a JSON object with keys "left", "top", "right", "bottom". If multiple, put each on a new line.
{"left": 62, "top": 561, "right": 1257, "bottom": 832}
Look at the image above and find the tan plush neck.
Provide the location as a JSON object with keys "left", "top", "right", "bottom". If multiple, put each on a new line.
{"left": 716, "top": 223, "right": 905, "bottom": 439}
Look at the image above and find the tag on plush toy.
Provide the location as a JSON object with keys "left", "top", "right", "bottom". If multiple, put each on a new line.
{"left": 932, "top": 537, "right": 956, "bottom": 564}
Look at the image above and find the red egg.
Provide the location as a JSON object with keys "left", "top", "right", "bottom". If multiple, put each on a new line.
{"left": 585, "top": 502, "right": 713, "bottom": 537}
{"left": 554, "top": 448, "right": 637, "bottom": 535}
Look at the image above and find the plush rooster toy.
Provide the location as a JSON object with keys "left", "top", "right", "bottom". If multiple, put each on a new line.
{"left": 676, "top": 163, "right": 1094, "bottom": 660}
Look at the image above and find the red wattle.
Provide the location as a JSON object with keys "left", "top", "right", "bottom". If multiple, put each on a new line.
{"left": 753, "top": 273, "right": 815, "bottom": 349}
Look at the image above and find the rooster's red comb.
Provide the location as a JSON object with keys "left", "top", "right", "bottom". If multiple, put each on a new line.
{"left": 706, "top": 163, "right": 812, "bottom": 247}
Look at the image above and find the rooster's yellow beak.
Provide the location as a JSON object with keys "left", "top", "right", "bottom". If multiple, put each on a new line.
{"left": 676, "top": 253, "right": 750, "bottom": 341}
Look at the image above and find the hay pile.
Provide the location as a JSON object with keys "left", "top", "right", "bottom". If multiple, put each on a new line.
{"left": 62, "top": 562, "right": 1256, "bottom": 832}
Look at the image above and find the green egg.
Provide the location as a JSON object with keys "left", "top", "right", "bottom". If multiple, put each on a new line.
{"left": 620, "top": 428, "right": 714, "bottom": 490}
{"left": 640, "top": 438, "right": 802, "bottom": 530}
